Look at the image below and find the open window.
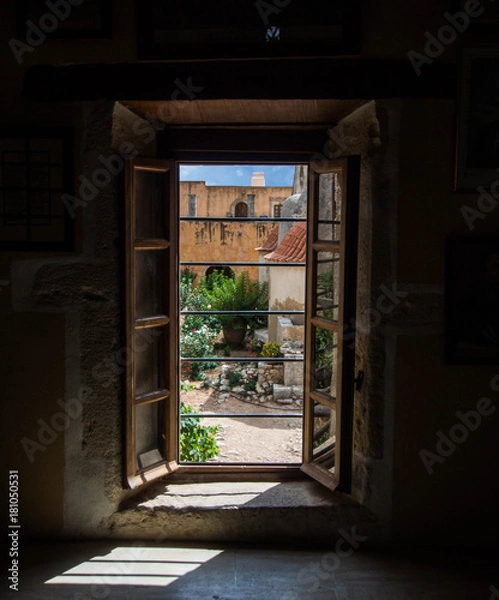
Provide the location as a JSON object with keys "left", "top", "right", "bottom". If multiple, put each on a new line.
{"left": 125, "top": 156, "right": 360, "bottom": 492}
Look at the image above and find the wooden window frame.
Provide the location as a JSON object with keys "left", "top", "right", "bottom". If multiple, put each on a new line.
{"left": 301, "top": 156, "right": 360, "bottom": 493}
{"left": 125, "top": 157, "right": 179, "bottom": 488}
{"left": 125, "top": 152, "right": 360, "bottom": 492}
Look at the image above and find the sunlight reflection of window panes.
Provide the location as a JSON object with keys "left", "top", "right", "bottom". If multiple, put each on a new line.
{"left": 136, "top": 402, "right": 165, "bottom": 469}
{"left": 313, "top": 326, "right": 338, "bottom": 397}
{"left": 45, "top": 547, "right": 225, "bottom": 587}
{"left": 315, "top": 251, "right": 340, "bottom": 321}
{"left": 135, "top": 170, "right": 167, "bottom": 238}
{"left": 135, "top": 250, "right": 167, "bottom": 319}
{"left": 312, "top": 401, "right": 335, "bottom": 472}
{"left": 317, "top": 171, "right": 341, "bottom": 242}
{"left": 135, "top": 328, "right": 166, "bottom": 397}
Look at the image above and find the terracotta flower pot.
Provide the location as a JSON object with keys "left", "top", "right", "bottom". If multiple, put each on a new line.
{"left": 222, "top": 319, "right": 248, "bottom": 348}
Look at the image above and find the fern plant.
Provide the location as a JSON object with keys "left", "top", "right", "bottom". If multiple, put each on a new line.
{"left": 203, "top": 271, "right": 269, "bottom": 333}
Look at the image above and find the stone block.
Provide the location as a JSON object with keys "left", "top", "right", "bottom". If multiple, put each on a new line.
{"left": 273, "top": 384, "right": 293, "bottom": 400}
{"left": 284, "top": 361, "right": 304, "bottom": 386}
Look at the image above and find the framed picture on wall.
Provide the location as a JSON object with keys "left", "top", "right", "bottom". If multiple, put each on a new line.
{"left": 17, "top": 0, "right": 113, "bottom": 39}
{"left": 445, "top": 236, "right": 499, "bottom": 363}
{"left": 455, "top": 47, "right": 499, "bottom": 190}
{"left": 0, "top": 128, "right": 74, "bottom": 251}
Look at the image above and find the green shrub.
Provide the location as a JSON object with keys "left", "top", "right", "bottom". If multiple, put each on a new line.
{"left": 244, "top": 378, "right": 257, "bottom": 392}
{"left": 180, "top": 325, "right": 218, "bottom": 379}
{"left": 180, "top": 270, "right": 222, "bottom": 333}
{"left": 180, "top": 380, "right": 195, "bottom": 392}
{"left": 314, "top": 328, "right": 334, "bottom": 389}
{"left": 227, "top": 370, "right": 243, "bottom": 387}
{"left": 202, "top": 271, "right": 268, "bottom": 333}
{"left": 180, "top": 402, "right": 220, "bottom": 462}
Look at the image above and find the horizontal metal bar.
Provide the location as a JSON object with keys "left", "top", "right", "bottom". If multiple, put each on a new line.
{"left": 180, "top": 413, "right": 302, "bottom": 419}
{"left": 180, "top": 262, "right": 306, "bottom": 267}
{"left": 181, "top": 356, "right": 303, "bottom": 362}
{"left": 180, "top": 217, "right": 306, "bottom": 223}
{"left": 181, "top": 358, "right": 303, "bottom": 363}
{"left": 134, "top": 239, "right": 170, "bottom": 250}
{"left": 180, "top": 310, "right": 304, "bottom": 315}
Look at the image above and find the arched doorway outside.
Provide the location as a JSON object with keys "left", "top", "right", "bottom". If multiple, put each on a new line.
{"left": 204, "top": 265, "right": 235, "bottom": 279}
{"left": 234, "top": 201, "right": 248, "bottom": 217}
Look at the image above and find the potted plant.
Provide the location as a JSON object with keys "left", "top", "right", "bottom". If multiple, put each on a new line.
{"left": 203, "top": 271, "right": 269, "bottom": 348}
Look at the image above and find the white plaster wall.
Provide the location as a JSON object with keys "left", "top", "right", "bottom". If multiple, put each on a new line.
{"left": 268, "top": 266, "right": 306, "bottom": 341}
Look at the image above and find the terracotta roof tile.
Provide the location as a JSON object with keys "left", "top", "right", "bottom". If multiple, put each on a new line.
{"left": 255, "top": 224, "right": 279, "bottom": 252}
{"left": 264, "top": 221, "right": 307, "bottom": 263}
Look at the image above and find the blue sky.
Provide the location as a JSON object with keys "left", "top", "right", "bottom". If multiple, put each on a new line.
{"left": 179, "top": 164, "right": 296, "bottom": 187}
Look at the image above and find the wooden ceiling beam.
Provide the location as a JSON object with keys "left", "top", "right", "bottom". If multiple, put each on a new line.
{"left": 23, "top": 58, "right": 456, "bottom": 102}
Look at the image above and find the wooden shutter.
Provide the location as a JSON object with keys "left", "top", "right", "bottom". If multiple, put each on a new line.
{"left": 125, "top": 158, "right": 179, "bottom": 488}
{"left": 302, "top": 156, "right": 360, "bottom": 492}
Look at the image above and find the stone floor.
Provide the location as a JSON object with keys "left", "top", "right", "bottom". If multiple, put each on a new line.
{"left": 6, "top": 540, "right": 498, "bottom": 599}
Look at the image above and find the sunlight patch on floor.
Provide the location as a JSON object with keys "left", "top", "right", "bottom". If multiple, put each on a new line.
{"left": 45, "top": 546, "right": 224, "bottom": 587}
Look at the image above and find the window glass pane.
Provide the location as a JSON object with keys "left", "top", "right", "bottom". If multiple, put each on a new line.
{"left": 135, "top": 327, "right": 166, "bottom": 396}
{"left": 135, "top": 169, "right": 167, "bottom": 238}
{"left": 317, "top": 171, "right": 341, "bottom": 241}
{"left": 315, "top": 251, "right": 340, "bottom": 321}
{"left": 312, "top": 401, "right": 335, "bottom": 472}
{"left": 313, "top": 326, "right": 338, "bottom": 396}
{"left": 135, "top": 250, "right": 167, "bottom": 319}
{"left": 136, "top": 402, "right": 165, "bottom": 469}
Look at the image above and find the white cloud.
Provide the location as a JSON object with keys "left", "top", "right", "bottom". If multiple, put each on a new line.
{"left": 236, "top": 169, "right": 244, "bottom": 177}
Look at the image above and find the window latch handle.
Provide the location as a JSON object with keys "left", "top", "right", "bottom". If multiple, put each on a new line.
{"left": 354, "top": 370, "right": 364, "bottom": 392}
